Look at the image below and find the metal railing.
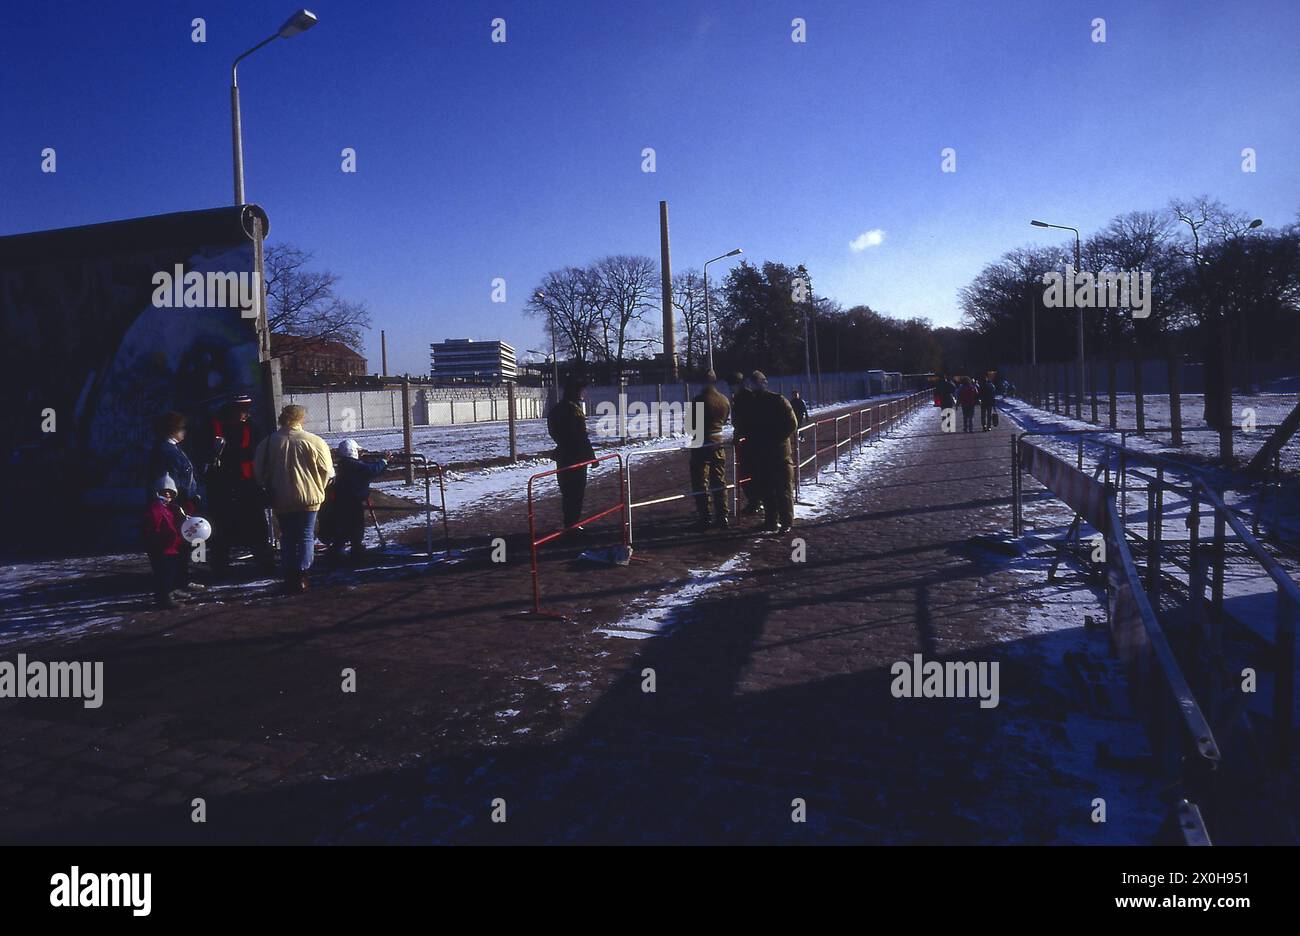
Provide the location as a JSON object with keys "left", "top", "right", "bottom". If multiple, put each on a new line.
{"left": 1014, "top": 429, "right": 1300, "bottom": 840}
{"left": 524, "top": 453, "right": 628, "bottom": 616}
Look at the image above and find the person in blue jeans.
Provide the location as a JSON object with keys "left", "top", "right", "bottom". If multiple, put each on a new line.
{"left": 253, "top": 405, "right": 334, "bottom": 594}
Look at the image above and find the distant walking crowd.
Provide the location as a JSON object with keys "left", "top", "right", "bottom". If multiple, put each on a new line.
{"left": 931, "top": 373, "right": 1012, "bottom": 433}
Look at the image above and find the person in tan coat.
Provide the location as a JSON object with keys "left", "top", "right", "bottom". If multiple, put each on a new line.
{"left": 254, "top": 405, "right": 334, "bottom": 593}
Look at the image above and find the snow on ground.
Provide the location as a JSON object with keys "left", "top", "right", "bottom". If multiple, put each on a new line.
{"left": 595, "top": 404, "right": 926, "bottom": 640}
{"left": 0, "top": 396, "right": 904, "bottom": 647}
{"left": 367, "top": 395, "right": 905, "bottom": 541}
{"left": 1004, "top": 391, "right": 1299, "bottom": 465}
{"left": 321, "top": 394, "right": 910, "bottom": 468}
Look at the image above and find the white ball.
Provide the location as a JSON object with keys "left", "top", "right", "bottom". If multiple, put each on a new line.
{"left": 181, "top": 516, "right": 212, "bottom": 543}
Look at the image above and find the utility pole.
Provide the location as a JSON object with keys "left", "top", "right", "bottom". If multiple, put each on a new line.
{"left": 659, "top": 201, "right": 677, "bottom": 381}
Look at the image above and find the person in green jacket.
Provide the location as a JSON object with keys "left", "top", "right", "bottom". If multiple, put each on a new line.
{"left": 688, "top": 370, "right": 732, "bottom": 530}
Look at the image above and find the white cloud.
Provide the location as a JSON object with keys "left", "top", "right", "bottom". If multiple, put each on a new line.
{"left": 849, "top": 228, "right": 886, "bottom": 252}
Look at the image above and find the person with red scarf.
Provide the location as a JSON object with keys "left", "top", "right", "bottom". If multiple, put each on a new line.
{"left": 203, "top": 395, "right": 273, "bottom": 576}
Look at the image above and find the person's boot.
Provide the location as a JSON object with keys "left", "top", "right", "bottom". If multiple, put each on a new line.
{"left": 691, "top": 512, "right": 712, "bottom": 532}
{"left": 713, "top": 499, "right": 730, "bottom": 529}
{"left": 298, "top": 574, "right": 310, "bottom": 594}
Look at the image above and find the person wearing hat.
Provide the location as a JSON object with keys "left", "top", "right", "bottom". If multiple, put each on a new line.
{"left": 254, "top": 404, "right": 335, "bottom": 593}
{"left": 141, "top": 474, "right": 186, "bottom": 609}
{"left": 546, "top": 378, "right": 596, "bottom": 534}
{"left": 324, "top": 439, "right": 390, "bottom": 561}
{"left": 688, "top": 370, "right": 732, "bottom": 531}
{"left": 728, "top": 372, "right": 760, "bottom": 515}
{"left": 749, "top": 370, "right": 799, "bottom": 534}
{"left": 203, "top": 394, "right": 273, "bottom": 576}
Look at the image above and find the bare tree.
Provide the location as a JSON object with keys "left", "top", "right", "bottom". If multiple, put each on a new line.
{"left": 590, "top": 255, "right": 659, "bottom": 376}
{"left": 671, "top": 269, "right": 712, "bottom": 373}
{"left": 263, "top": 244, "right": 371, "bottom": 352}
{"left": 1171, "top": 197, "right": 1256, "bottom": 445}
{"left": 524, "top": 266, "right": 601, "bottom": 364}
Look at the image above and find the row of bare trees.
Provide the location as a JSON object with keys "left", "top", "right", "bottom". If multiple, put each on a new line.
{"left": 524, "top": 256, "right": 726, "bottom": 377}
{"left": 958, "top": 197, "right": 1300, "bottom": 443}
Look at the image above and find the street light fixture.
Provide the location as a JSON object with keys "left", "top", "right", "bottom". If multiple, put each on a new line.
{"left": 1031, "top": 219, "right": 1085, "bottom": 419}
{"left": 231, "top": 9, "right": 319, "bottom": 204}
{"left": 702, "top": 248, "right": 742, "bottom": 373}
{"left": 533, "top": 291, "right": 561, "bottom": 402}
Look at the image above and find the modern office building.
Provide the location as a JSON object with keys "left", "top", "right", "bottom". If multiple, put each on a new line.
{"left": 429, "top": 338, "right": 517, "bottom": 384}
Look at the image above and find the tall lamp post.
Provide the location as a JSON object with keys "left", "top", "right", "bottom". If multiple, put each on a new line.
{"left": 702, "top": 248, "right": 742, "bottom": 374}
{"left": 231, "top": 9, "right": 319, "bottom": 204}
{"left": 533, "top": 291, "right": 560, "bottom": 403}
{"left": 1181, "top": 215, "right": 1261, "bottom": 459}
{"left": 1031, "top": 219, "right": 1084, "bottom": 419}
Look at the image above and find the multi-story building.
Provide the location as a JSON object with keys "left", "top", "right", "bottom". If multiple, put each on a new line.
{"left": 272, "top": 334, "right": 367, "bottom": 383}
{"left": 430, "top": 338, "right": 517, "bottom": 384}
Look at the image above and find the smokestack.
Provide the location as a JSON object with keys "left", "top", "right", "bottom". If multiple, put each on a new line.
{"left": 381, "top": 330, "right": 388, "bottom": 377}
{"left": 659, "top": 201, "right": 677, "bottom": 381}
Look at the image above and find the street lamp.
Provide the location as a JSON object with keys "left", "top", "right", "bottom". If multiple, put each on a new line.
{"left": 1031, "top": 219, "right": 1085, "bottom": 419}
{"left": 533, "top": 291, "right": 560, "bottom": 402}
{"left": 231, "top": 9, "right": 319, "bottom": 204}
{"left": 702, "top": 248, "right": 742, "bottom": 373}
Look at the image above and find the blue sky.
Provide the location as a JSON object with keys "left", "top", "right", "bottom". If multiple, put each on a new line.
{"left": 4, "top": 0, "right": 1298, "bottom": 375}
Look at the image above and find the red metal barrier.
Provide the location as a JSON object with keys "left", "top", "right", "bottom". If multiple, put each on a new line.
{"left": 525, "top": 453, "right": 628, "bottom": 617}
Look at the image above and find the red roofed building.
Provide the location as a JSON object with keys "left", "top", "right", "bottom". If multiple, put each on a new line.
{"left": 271, "top": 334, "right": 367, "bottom": 383}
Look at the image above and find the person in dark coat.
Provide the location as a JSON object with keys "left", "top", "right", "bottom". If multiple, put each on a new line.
{"left": 688, "top": 371, "right": 732, "bottom": 530}
{"left": 750, "top": 371, "right": 799, "bottom": 533}
{"left": 325, "top": 439, "right": 389, "bottom": 560}
{"left": 790, "top": 389, "right": 811, "bottom": 427}
{"left": 547, "top": 378, "right": 596, "bottom": 533}
{"left": 935, "top": 374, "right": 956, "bottom": 413}
{"left": 978, "top": 375, "right": 998, "bottom": 431}
{"left": 202, "top": 395, "right": 273, "bottom": 575}
{"left": 729, "top": 372, "right": 761, "bottom": 515}
{"left": 148, "top": 411, "right": 202, "bottom": 509}
{"left": 146, "top": 411, "right": 204, "bottom": 592}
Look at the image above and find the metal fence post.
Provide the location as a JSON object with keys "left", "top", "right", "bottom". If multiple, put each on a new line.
{"left": 507, "top": 382, "right": 518, "bottom": 463}
{"left": 402, "top": 377, "right": 414, "bottom": 485}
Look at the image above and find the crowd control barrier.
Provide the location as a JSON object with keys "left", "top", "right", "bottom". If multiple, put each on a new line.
{"left": 388, "top": 452, "right": 450, "bottom": 560}
{"left": 624, "top": 440, "right": 741, "bottom": 545}
{"left": 525, "top": 453, "right": 628, "bottom": 617}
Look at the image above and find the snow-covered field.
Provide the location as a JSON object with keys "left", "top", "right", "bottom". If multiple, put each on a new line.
{"left": 1011, "top": 391, "right": 1299, "bottom": 466}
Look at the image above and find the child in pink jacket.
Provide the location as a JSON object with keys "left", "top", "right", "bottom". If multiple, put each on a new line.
{"left": 143, "top": 474, "right": 185, "bottom": 608}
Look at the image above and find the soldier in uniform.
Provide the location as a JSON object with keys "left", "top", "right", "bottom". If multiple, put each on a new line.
{"left": 728, "top": 372, "right": 761, "bottom": 516}
{"left": 750, "top": 370, "right": 798, "bottom": 534}
{"left": 688, "top": 370, "right": 732, "bottom": 531}
{"left": 547, "top": 378, "right": 596, "bottom": 535}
